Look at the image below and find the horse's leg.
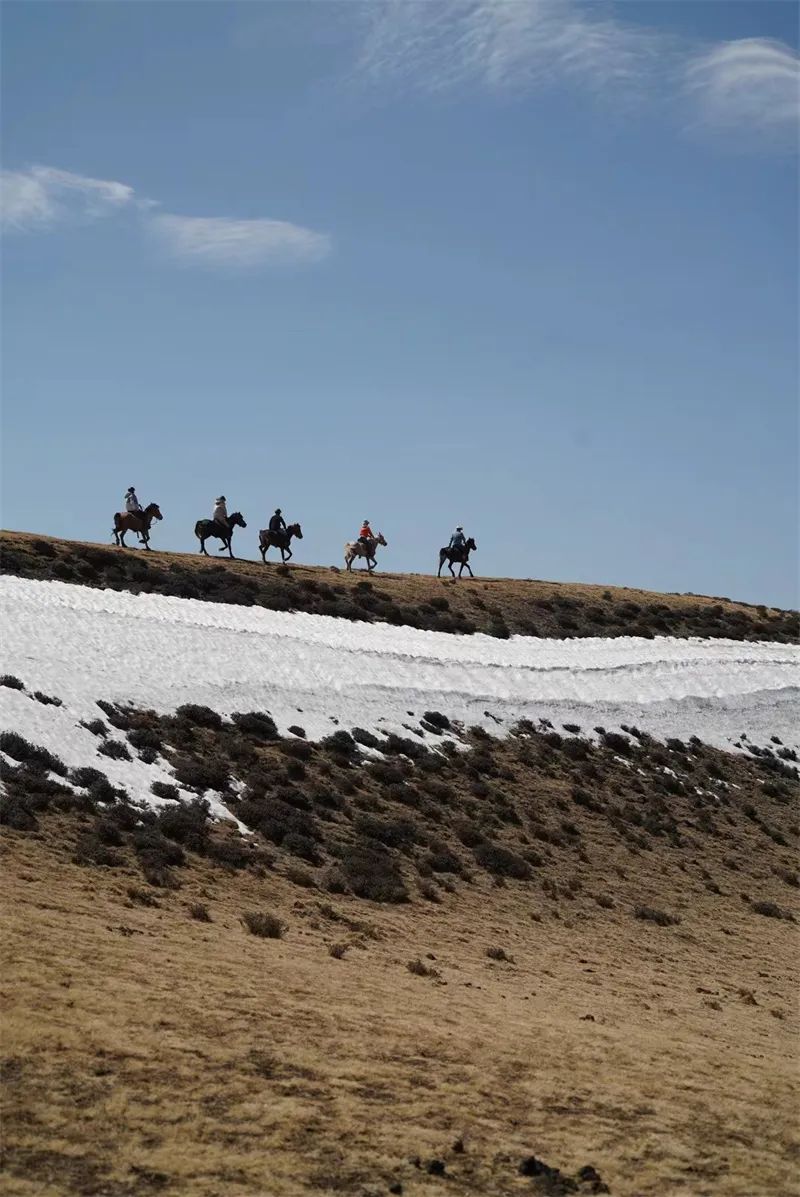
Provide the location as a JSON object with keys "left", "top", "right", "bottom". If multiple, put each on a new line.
{"left": 285, "top": 546, "right": 293, "bottom": 561}
{"left": 448, "top": 560, "right": 456, "bottom": 578}
{"left": 464, "top": 562, "right": 474, "bottom": 578}
{"left": 260, "top": 545, "right": 267, "bottom": 564}
{"left": 437, "top": 554, "right": 444, "bottom": 577}
{"left": 199, "top": 538, "right": 208, "bottom": 556}
{"left": 119, "top": 530, "right": 127, "bottom": 548}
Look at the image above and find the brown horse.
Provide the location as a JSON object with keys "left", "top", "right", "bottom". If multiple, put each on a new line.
{"left": 344, "top": 533, "right": 387, "bottom": 572}
{"left": 194, "top": 511, "right": 247, "bottom": 559}
{"left": 112, "top": 503, "right": 163, "bottom": 549}
{"left": 259, "top": 523, "right": 303, "bottom": 564}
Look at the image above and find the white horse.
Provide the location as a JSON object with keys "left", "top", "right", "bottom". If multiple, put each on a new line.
{"left": 344, "top": 532, "right": 387, "bottom": 572}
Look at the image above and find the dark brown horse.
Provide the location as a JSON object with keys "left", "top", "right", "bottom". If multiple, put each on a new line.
{"left": 259, "top": 522, "right": 303, "bottom": 564}
{"left": 438, "top": 537, "right": 477, "bottom": 578}
{"left": 194, "top": 511, "right": 247, "bottom": 559}
{"left": 112, "top": 503, "right": 163, "bottom": 549}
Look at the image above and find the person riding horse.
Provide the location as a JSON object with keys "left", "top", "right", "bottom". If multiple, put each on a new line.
{"left": 438, "top": 526, "right": 477, "bottom": 577}
{"left": 448, "top": 526, "right": 467, "bottom": 552}
{"left": 269, "top": 509, "right": 287, "bottom": 535}
{"left": 125, "top": 487, "right": 144, "bottom": 541}
{"left": 213, "top": 496, "right": 230, "bottom": 531}
{"left": 359, "top": 519, "right": 374, "bottom": 548}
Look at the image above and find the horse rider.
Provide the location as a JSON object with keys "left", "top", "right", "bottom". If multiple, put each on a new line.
{"left": 448, "top": 526, "right": 467, "bottom": 552}
{"left": 269, "top": 508, "right": 287, "bottom": 535}
{"left": 358, "top": 519, "right": 375, "bottom": 548}
{"left": 125, "top": 487, "right": 142, "bottom": 515}
{"left": 213, "top": 496, "right": 230, "bottom": 530}
{"left": 125, "top": 487, "right": 145, "bottom": 542}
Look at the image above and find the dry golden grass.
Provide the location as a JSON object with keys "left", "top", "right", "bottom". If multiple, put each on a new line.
{"left": 2, "top": 528, "right": 796, "bottom": 641}
{"left": 2, "top": 813, "right": 797, "bottom": 1197}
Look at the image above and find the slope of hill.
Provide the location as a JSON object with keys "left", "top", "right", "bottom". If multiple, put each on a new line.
{"left": 1, "top": 565, "right": 798, "bottom": 1197}
{"left": 2, "top": 529, "right": 797, "bottom": 642}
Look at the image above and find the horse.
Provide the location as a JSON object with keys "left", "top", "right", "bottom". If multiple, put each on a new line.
{"left": 112, "top": 503, "right": 163, "bottom": 550}
{"left": 194, "top": 511, "right": 247, "bottom": 559}
{"left": 259, "top": 523, "right": 303, "bottom": 564}
{"left": 438, "top": 537, "right": 477, "bottom": 578}
{"left": 344, "top": 533, "right": 387, "bottom": 572}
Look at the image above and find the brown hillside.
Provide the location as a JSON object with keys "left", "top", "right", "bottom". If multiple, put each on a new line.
{"left": 1, "top": 529, "right": 797, "bottom": 642}
{"left": 2, "top": 715, "right": 798, "bottom": 1196}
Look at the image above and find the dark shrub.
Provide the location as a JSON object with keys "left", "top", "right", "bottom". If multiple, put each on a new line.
{"left": 424, "top": 843, "right": 464, "bottom": 874}
{"left": 95, "top": 701, "right": 135, "bottom": 730}
{"left": 634, "top": 905, "right": 680, "bottom": 926}
{"left": 595, "top": 894, "right": 615, "bottom": 909}
{"left": 352, "top": 727, "right": 380, "bottom": 749}
{"left": 70, "top": 766, "right": 109, "bottom": 790}
{"left": 354, "top": 814, "right": 418, "bottom": 852}
{"left": 33, "top": 691, "right": 62, "bottom": 707}
{"left": 486, "top": 946, "right": 514, "bottom": 962}
{"left": 231, "top": 711, "right": 278, "bottom": 741}
{"left": 750, "top": 900, "right": 795, "bottom": 921}
{"left": 602, "top": 732, "right": 633, "bottom": 756}
{"left": 241, "top": 911, "right": 285, "bottom": 938}
{"left": 80, "top": 719, "right": 108, "bottom": 738}
{"left": 0, "top": 795, "right": 38, "bottom": 831}
{"left": 407, "top": 958, "right": 440, "bottom": 978}
{"left": 285, "top": 863, "right": 316, "bottom": 888}
{"left": 339, "top": 841, "right": 408, "bottom": 903}
{"left": 423, "top": 711, "right": 451, "bottom": 731}
{"left": 171, "top": 755, "right": 230, "bottom": 793}
{"left": 0, "top": 675, "right": 25, "bottom": 690}
{"left": 98, "top": 739, "right": 131, "bottom": 762}
{"left": 473, "top": 841, "right": 531, "bottom": 879}
{"left": 151, "top": 780, "right": 180, "bottom": 802}
{"left": 134, "top": 827, "right": 186, "bottom": 870}
{"left": 0, "top": 732, "right": 67, "bottom": 776}
{"left": 282, "top": 831, "right": 322, "bottom": 864}
{"left": 189, "top": 903, "right": 212, "bottom": 922}
{"left": 207, "top": 836, "right": 253, "bottom": 870}
{"left": 128, "top": 727, "right": 162, "bottom": 751}
{"left": 280, "top": 739, "right": 313, "bottom": 761}
{"left": 73, "top": 832, "right": 124, "bottom": 868}
{"left": 175, "top": 704, "right": 223, "bottom": 729}
{"left": 156, "top": 799, "right": 210, "bottom": 852}
{"left": 287, "top": 725, "right": 306, "bottom": 739}
{"left": 322, "top": 730, "right": 358, "bottom": 758}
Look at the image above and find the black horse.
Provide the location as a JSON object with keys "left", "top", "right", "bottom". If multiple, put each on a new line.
{"left": 259, "top": 522, "right": 303, "bottom": 564}
{"left": 194, "top": 511, "right": 247, "bottom": 559}
{"left": 438, "top": 537, "right": 477, "bottom": 578}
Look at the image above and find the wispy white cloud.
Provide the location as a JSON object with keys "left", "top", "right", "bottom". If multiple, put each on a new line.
{"left": 356, "top": 0, "right": 660, "bottom": 96}
{"left": 685, "top": 38, "right": 799, "bottom": 135}
{"left": 148, "top": 213, "right": 331, "bottom": 268}
{"left": 0, "top": 165, "right": 135, "bottom": 231}
{"left": 1, "top": 164, "right": 331, "bottom": 270}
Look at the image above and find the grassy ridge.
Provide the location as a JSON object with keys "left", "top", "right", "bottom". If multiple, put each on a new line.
{"left": 2, "top": 529, "right": 797, "bottom": 641}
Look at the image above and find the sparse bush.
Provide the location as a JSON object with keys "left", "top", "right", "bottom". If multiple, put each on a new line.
{"left": 207, "top": 836, "right": 254, "bottom": 870}
{"left": 407, "top": 958, "right": 440, "bottom": 978}
{"left": 0, "top": 675, "right": 24, "bottom": 690}
{"left": 128, "top": 727, "right": 162, "bottom": 751}
{"left": 282, "top": 831, "right": 322, "bottom": 864}
{"left": 338, "top": 841, "right": 408, "bottom": 903}
{"left": 175, "top": 704, "right": 223, "bottom": 729}
{"left": 134, "top": 826, "right": 186, "bottom": 871}
{"left": 151, "top": 780, "right": 181, "bottom": 802}
{"left": 231, "top": 711, "right": 278, "bottom": 741}
{"left": 171, "top": 755, "right": 230, "bottom": 793}
{"left": 241, "top": 910, "right": 285, "bottom": 938}
{"left": 328, "top": 942, "right": 348, "bottom": 959}
{"left": 127, "top": 886, "right": 160, "bottom": 908}
{"left": 419, "top": 880, "right": 441, "bottom": 902}
{"left": 634, "top": 905, "right": 680, "bottom": 926}
{"left": 750, "top": 900, "right": 795, "bottom": 921}
{"left": 486, "top": 946, "right": 514, "bottom": 962}
{"left": 352, "top": 727, "right": 380, "bottom": 749}
{"left": 33, "top": 691, "right": 62, "bottom": 707}
{"left": 72, "top": 832, "right": 124, "bottom": 868}
{"left": 156, "top": 799, "right": 210, "bottom": 852}
{"left": 595, "top": 894, "right": 615, "bottom": 909}
{"left": 473, "top": 841, "right": 531, "bottom": 880}
{"left": 98, "top": 739, "right": 131, "bottom": 762}
{"left": 189, "top": 903, "right": 212, "bottom": 922}
{"left": 285, "top": 863, "right": 316, "bottom": 888}
{"left": 0, "top": 732, "right": 67, "bottom": 776}
{"left": 80, "top": 719, "right": 108, "bottom": 737}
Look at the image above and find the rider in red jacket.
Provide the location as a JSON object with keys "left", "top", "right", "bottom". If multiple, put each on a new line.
{"left": 359, "top": 520, "right": 374, "bottom": 545}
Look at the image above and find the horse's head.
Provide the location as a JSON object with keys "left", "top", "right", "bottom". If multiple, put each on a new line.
{"left": 146, "top": 503, "right": 163, "bottom": 520}
{"left": 289, "top": 523, "right": 303, "bottom": 538}
{"left": 466, "top": 537, "right": 477, "bottom": 551}
{"left": 377, "top": 533, "right": 387, "bottom": 547}
{"left": 230, "top": 512, "right": 247, "bottom": 528}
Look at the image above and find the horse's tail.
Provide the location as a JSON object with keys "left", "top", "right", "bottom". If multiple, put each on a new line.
{"left": 194, "top": 520, "right": 206, "bottom": 539}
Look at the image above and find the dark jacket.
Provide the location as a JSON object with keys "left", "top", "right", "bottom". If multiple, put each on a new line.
{"left": 269, "top": 513, "right": 287, "bottom": 533}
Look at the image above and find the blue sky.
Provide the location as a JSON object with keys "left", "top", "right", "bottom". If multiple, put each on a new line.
{"left": 2, "top": 1, "right": 798, "bottom": 606}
